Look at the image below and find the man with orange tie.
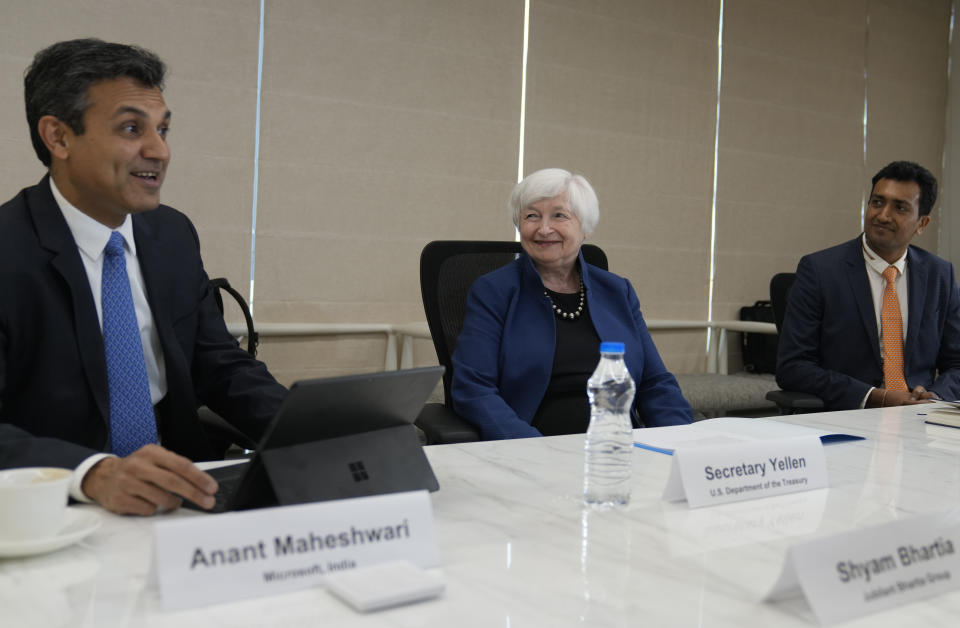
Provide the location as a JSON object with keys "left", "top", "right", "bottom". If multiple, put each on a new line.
{"left": 776, "top": 161, "right": 960, "bottom": 409}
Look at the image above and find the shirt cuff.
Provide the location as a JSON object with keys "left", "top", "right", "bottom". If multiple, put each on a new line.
{"left": 70, "top": 453, "right": 115, "bottom": 503}
{"left": 859, "top": 387, "right": 875, "bottom": 409}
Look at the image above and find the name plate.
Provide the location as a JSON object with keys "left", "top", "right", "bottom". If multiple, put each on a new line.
{"left": 766, "top": 510, "right": 960, "bottom": 625}
{"left": 153, "top": 490, "right": 440, "bottom": 611}
{"left": 662, "top": 435, "right": 827, "bottom": 508}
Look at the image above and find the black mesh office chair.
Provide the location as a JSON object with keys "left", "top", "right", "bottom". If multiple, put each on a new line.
{"left": 210, "top": 277, "right": 259, "bottom": 357}
{"left": 196, "top": 277, "right": 261, "bottom": 455}
{"left": 764, "top": 272, "right": 825, "bottom": 414}
{"left": 415, "top": 240, "right": 609, "bottom": 444}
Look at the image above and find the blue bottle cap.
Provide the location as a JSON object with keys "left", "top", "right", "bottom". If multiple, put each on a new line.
{"left": 599, "top": 341, "right": 625, "bottom": 354}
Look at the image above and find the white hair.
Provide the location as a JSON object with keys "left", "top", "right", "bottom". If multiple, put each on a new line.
{"left": 509, "top": 168, "right": 599, "bottom": 235}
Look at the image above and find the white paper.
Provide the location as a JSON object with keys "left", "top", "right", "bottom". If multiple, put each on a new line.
{"left": 765, "top": 510, "right": 960, "bottom": 625}
{"left": 153, "top": 490, "right": 440, "bottom": 611}
{"left": 324, "top": 560, "right": 445, "bottom": 611}
{"left": 936, "top": 400, "right": 960, "bottom": 409}
{"left": 635, "top": 416, "right": 861, "bottom": 454}
{"left": 662, "top": 435, "right": 828, "bottom": 508}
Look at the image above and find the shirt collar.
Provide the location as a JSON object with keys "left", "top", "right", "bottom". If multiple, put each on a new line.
{"left": 50, "top": 177, "right": 136, "bottom": 259}
{"left": 861, "top": 234, "right": 906, "bottom": 277}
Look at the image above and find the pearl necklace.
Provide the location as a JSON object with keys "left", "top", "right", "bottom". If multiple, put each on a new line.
{"left": 544, "top": 279, "right": 585, "bottom": 320}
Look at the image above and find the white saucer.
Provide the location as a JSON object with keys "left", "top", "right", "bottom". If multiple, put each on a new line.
{"left": 0, "top": 509, "right": 101, "bottom": 558}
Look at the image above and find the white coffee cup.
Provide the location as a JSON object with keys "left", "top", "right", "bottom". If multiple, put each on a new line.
{"left": 0, "top": 467, "right": 72, "bottom": 541}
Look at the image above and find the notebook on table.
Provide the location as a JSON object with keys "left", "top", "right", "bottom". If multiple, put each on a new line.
{"left": 924, "top": 401, "right": 960, "bottom": 429}
{"left": 186, "top": 366, "right": 443, "bottom": 513}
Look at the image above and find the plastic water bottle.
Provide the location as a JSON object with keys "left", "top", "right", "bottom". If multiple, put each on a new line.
{"left": 583, "top": 342, "right": 636, "bottom": 506}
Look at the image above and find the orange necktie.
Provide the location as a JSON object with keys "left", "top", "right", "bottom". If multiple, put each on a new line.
{"left": 881, "top": 265, "right": 908, "bottom": 391}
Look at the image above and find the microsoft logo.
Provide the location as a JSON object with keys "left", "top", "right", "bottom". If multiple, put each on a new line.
{"left": 348, "top": 461, "right": 369, "bottom": 482}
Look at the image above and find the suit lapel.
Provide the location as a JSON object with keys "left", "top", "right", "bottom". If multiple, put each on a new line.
{"left": 132, "top": 214, "right": 178, "bottom": 371}
{"left": 30, "top": 176, "right": 110, "bottom": 421}
{"left": 518, "top": 252, "right": 557, "bottom": 372}
{"left": 905, "top": 247, "right": 926, "bottom": 366}
{"left": 844, "top": 237, "right": 882, "bottom": 366}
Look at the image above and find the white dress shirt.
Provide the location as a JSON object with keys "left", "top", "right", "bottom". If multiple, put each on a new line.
{"left": 50, "top": 178, "right": 168, "bottom": 500}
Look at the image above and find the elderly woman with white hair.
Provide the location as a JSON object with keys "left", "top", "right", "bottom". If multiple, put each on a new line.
{"left": 451, "top": 168, "right": 693, "bottom": 440}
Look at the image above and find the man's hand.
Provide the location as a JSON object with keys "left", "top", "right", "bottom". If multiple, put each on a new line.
{"left": 868, "top": 386, "right": 936, "bottom": 408}
{"left": 80, "top": 444, "right": 218, "bottom": 515}
{"left": 910, "top": 385, "right": 939, "bottom": 401}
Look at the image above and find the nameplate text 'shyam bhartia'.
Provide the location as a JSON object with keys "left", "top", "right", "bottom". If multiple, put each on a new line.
{"left": 766, "top": 510, "right": 960, "bottom": 625}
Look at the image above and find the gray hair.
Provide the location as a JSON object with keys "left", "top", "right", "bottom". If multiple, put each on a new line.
{"left": 509, "top": 168, "right": 599, "bottom": 235}
{"left": 25, "top": 38, "right": 166, "bottom": 167}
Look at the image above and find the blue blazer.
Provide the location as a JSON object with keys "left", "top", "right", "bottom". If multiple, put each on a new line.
{"left": 776, "top": 236, "right": 960, "bottom": 409}
{"left": 0, "top": 177, "right": 287, "bottom": 468}
{"left": 451, "top": 251, "right": 692, "bottom": 439}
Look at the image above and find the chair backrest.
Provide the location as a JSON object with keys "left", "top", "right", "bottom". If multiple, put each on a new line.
{"left": 210, "top": 277, "right": 258, "bottom": 356}
{"left": 769, "top": 272, "right": 796, "bottom": 334}
{"left": 420, "top": 240, "right": 608, "bottom": 406}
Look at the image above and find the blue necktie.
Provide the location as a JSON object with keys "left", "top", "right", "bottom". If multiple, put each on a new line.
{"left": 102, "top": 231, "right": 158, "bottom": 456}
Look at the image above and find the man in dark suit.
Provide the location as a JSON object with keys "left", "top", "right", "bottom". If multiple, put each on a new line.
{"left": 777, "top": 161, "right": 960, "bottom": 410}
{"left": 0, "top": 39, "right": 286, "bottom": 514}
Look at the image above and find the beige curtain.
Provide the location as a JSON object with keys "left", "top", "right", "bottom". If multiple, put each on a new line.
{"left": 253, "top": 0, "right": 523, "bottom": 381}
{"left": 713, "top": 0, "right": 949, "bottom": 327}
{"left": 523, "top": 0, "right": 721, "bottom": 372}
{"left": 713, "top": 0, "right": 870, "bottom": 326}
{"left": 863, "top": 0, "right": 949, "bottom": 252}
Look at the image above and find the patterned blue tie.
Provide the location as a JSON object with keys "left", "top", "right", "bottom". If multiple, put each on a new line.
{"left": 102, "top": 231, "right": 158, "bottom": 456}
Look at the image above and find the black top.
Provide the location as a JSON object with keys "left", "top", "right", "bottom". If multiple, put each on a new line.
{"left": 531, "top": 289, "right": 601, "bottom": 436}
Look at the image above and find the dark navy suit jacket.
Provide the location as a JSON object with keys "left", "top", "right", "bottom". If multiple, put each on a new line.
{"left": 776, "top": 236, "right": 960, "bottom": 409}
{"left": 0, "top": 176, "right": 286, "bottom": 468}
{"left": 451, "top": 251, "right": 692, "bottom": 440}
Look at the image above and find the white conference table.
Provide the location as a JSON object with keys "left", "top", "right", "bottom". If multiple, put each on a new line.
{"left": 4, "top": 405, "right": 960, "bottom": 627}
